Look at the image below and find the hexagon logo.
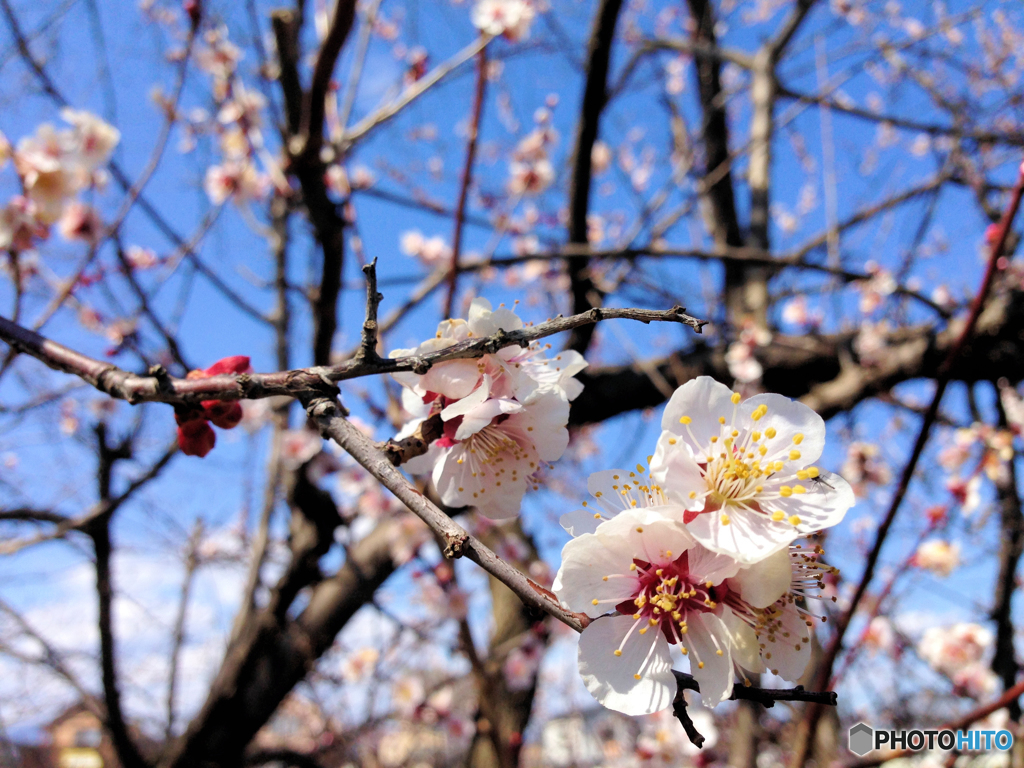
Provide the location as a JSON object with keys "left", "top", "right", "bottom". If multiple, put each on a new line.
{"left": 848, "top": 723, "right": 874, "bottom": 757}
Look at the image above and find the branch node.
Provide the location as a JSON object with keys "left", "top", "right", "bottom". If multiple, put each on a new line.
{"left": 443, "top": 531, "right": 469, "bottom": 559}
{"left": 306, "top": 396, "right": 346, "bottom": 420}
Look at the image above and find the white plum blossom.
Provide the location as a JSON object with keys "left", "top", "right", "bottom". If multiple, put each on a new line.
{"left": 553, "top": 508, "right": 741, "bottom": 713}
{"left": 559, "top": 469, "right": 837, "bottom": 689}
{"left": 648, "top": 376, "right": 854, "bottom": 564}
{"left": 391, "top": 297, "right": 586, "bottom": 518}
{"left": 471, "top": 0, "right": 535, "bottom": 41}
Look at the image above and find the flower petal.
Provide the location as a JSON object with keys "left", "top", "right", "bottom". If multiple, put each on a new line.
{"left": 586, "top": 469, "right": 650, "bottom": 517}
{"left": 687, "top": 613, "right": 734, "bottom": 707}
{"left": 764, "top": 470, "right": 854, "bottom": 536}
{"left": 759, "top": 601, "right": 812, "bottom": 682}
{"left": 661, "top": 376, "right": 736, "bottom": 457}
{"left": 506, "top": 391, "right": 569, "bottom": 462}
{"left": 731, "top": 548, "right": 792, "bottom": 609}
{"left": 578, "top": 614, "right": 677, "bottom": 716}
{"left": 685, "top": 507, "right": 792, "bottom": 565}
{"left": 721, "top": 608, "right": 764, "bottom": 674}
{"left": 740, "top": 393, "right": 825, "bottom": 466}
{"left": 468, "top": 297, "right": 524, "bottom": 336}
{"left": 650, "top": 432, "right": 706, "bottom": 512}
{"left": 553, "top": 508, "right": 696, "bottom": 615}
{"left": 559, "top": 507, "right": 606, "bottom": 537}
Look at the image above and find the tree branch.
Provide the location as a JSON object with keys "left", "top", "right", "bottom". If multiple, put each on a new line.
{"left": 564, "top": 0, "right": 624, "bottom": 354}
{"left": 0, "top": 302, "right": 705, "bottom": 407}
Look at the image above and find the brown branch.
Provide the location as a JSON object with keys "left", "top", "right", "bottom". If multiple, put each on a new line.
{"left": 87, "top": 424, "right": 147, "bottom": 768}
{"left": 0, "top": 300, "right": 705, "bottom": 407}
{"left": 303, "top": 0, "right": 357, "bottom": 153}
{"left": 445, "top": 46, "right": 488, "bottom": 318}
{"left": 671, "top": 670, "right": 836, "bottom": 747}
{"left": 686, "top": 0, "right": 746, "bottom": 326}
{"left": 564, "top": 0, "right": 624, "bottom": 354}
{"left": 789, "top": 161, "right": 1024, "bottom": 768}
{"left": 991, "top": 388, "right": 1023, "bottom": 721}
{"left": 161, "top": 518, "right": 398, "bottom": 768}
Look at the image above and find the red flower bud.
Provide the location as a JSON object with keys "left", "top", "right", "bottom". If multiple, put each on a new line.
{"left": 203, "top": 400, "right": 243, "bottom": 429}
{"left": 201, "top": 355, "right": 251, "bottom": 377}
{"left": 177, "top": 418, "right": 216, "bottom": 457}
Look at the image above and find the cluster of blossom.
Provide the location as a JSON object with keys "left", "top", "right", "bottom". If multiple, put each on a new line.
{"left": 399, "top": 230, "right": 453, "bottom": 268}
{"left": 175, "top": 356, "right": 252, "bottom": 456}
{"left": 0, "top": 110, "right": 120, "bottom": 253}
{"left": 725, "top": 321, "right": 772, "bottom": 384}
{"left": 552, "top": 377, "right": 855, "bottom": 714}
{"left": 190, "top": 26, "right": 276, "bottom": 207}
{"left": 918, "top": 623, "right": 998, "bottom": 700}
{"left": 855, "top": 261, "right": 897, "bottom": 314}
{"left": 936, "top": 419, "right": 1015, "bottom": 516}
{"left": 390, "top": 297, "right": 586, "bottom": 518}
{"left": 507, "top": 109, "right": 557, "bottom": 197}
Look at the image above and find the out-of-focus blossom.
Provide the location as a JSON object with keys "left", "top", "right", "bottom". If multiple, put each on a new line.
{"left": 723, "top": 322, "right": 772, "bottom": 384}
{"left": 471, "top": 0, "right": 535, "bottom": 41}
{"left": 196, "top": 26, "right": 242, "bottom": 83}
{"left": 999, "top": 380, "right": 1024, "bottom": 436}
{"left": 508, "top": 158, "right": 554, "bottom": 196}
{"left": 400, "top": 230, "right": 452, "bottom": 267}
{"left": 350, "top": 165, "right": 375, "bottom": 189}
{"left": 57, "top": 202, "right": 102, "bottom": 243}
{"left": 863, "top": 616, "right": 895, "bottom": 655}
{"left": 591, "top": 141, "right": 612, "bottom": 174}
{"left": 217, "top": 89, "right": 266, "bottom": 128}
{"left": 919, "top": 623, "right": 992, "bottom": 677}
{"left": 953, "top": 662, "right": 999, "bottom": 700}
{"left": 857, "top": 262, "right": 897, "bottom": 314}
{"left": 392, "top": 676, "right": 425, "bottom": 718}
{"left": 637, "top": 706, "right": 716, "bottom": 759}
{"left": 341, "top": 647, "right": 380, "bottom": 682}
{"left": 842, "top": 442, "right": 892, "bottom": 496}
{"left": 204, "top": 160, "right": 269, "bottom": 205}
{"left": 0, "top": 196, "right": 48, "bottom": 251}
{"left": 912, "top": 539, "right": 960, "bottom": 578}
{"left": 946, "top": 474, "right": 982, "bottom": 516}
{"left": 853, "top": 320, "right": 889, "bottom": 366}
{"left": 324, "top": 164, "right": 351, "bottom": 197}
{"left": 124, "top": 245, "right": 159, "bottom": 270}
{"left": 725, "top": 341, "right": 762, "bottom": 384}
